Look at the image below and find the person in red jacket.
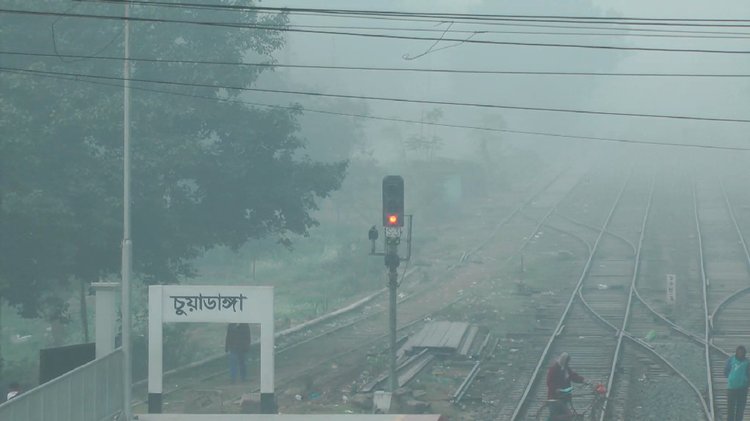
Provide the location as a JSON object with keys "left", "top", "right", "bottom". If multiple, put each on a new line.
{"left": 547, "top": 352, "right": 585, "bottom": 400}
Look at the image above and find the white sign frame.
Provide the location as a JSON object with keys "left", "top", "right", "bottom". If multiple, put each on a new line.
{"left": 148, "top": 285, "right": 275, "bottom": 413}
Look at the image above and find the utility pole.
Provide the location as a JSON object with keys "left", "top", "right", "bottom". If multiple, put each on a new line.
{"left": 121, "top": 3, "right": 133, "bottom": 420}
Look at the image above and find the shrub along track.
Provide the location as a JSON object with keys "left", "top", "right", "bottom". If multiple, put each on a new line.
{"left": 136, "top": 166, "right": 587, "bottom": 413}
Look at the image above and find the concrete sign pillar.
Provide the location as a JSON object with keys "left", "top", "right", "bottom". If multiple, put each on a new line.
{"left": 93, "top": 282, "right": 120, "bottom": 358}
{"left": 148, "top": 285, "right": 275, "bottom": 414}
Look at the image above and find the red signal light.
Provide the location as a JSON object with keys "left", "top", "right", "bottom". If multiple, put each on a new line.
{"left": 387, "top": 214, "right": 399, "bottom": 225}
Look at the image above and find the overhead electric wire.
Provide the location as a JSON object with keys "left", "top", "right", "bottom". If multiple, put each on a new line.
{"left": 1, "top": 66, "right": 748, "bottom": 124}
{"left": 132, "top": 22, "right": 750, "bottom": 39}
{"left": 210, "top": 11, "right": 750, "bottom": 37}
{"left": 76, "top": 1, "right": 750, "bottom": 26}
{"left": 66, "top": 0, "right": 750, "bottom": 37}
{"left": 4, "top": 51, "right": 749, "bottom": 78}
{"left": 2, "top": 9, "right": 750, "bottom": 55}
{"left": 73, "top": 0, "right": 750, "bottom": 35}
{"left": 229, "top": 10, "right": 750, "bottom": 37}
{"left": 2, "top": 67, "right": 747, "bottom": 152}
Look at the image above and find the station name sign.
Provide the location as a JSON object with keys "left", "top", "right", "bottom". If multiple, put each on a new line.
{"left": 170, "top": 293, "right": 247, "bottom": 316}
{"left": 152, "top": 285, "right": 272, "bottom": 323}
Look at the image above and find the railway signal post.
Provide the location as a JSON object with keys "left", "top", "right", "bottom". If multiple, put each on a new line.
{"left": 381, "top": 176, "right": 407, "bottom": 400}
{"left": 368, "top": 176, "right": 412, "bottom": 409}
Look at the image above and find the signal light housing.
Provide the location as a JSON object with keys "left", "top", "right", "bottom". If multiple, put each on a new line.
{"left": 382, "top": 176, "right": 404, "bottom": 227}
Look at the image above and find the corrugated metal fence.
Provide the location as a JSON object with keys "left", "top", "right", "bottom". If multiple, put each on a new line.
{"left": 0, "top": 349, "right": 124, "bottom": 421}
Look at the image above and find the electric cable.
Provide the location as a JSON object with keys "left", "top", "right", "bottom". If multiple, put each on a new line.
{"left": 3, "top": 50, "right": 749, "bottom": 78}
{"left": 2, "top": 9, "right": 749, "bottom": 54}
{"left": 2, "top": 67, "right": 748, "bottom": 151}
{"left": 211, "top": 23, "right": 750, "bottom": 39}
{"left": 2, "top": 66, "right": 747, "bottom": 123}
{"left": 66, "top": 0, "right": 750, "bottom": 37}
{"left": 75, "top": 1, "right": 750, "bottom": 26}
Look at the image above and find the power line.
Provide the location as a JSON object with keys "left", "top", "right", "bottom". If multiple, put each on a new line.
{"left": 248, "top": 11, "right": 750, "bottom": 37}
{"left": 2, "top": 66, "right": 747, "bottom": 152}
{"left": 1, "top": 66, "right": 748, "bottom": 124}
{"left": 4, "top": 51, "right": 749, "bottom": 78}
{"left": 37, "top": 3, "right": 750, "bottom": 43}
{"left": 235, "top": 10, "right": 750, "bottom": 37}
{"left": 3, "top": 9, "right": 750, "bottom": 55}
{"left": 77, "top": 1, "right": 750, "bottom": 26}
{"left": 73, "top": 0, "right": 750, "bottom": 38}
{"left": 276, "top": 23, "right": 750, "bottom": 40}
{"left": 284, "top": 14, "right": 750, "bottom": 37}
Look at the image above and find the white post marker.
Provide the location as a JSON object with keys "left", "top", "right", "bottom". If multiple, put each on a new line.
{"left": 148, "top": 285, "right": 275, "bottom": 414}
{"left": 666, "top": 274, "right": 677, "bottom": 304}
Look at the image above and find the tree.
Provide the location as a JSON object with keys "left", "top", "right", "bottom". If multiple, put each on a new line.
{"left": 0, "top": 1, "right": 346, "bottom": 328}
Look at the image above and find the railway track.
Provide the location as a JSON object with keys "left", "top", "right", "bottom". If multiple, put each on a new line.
{"left": 456, "top": 170, "right": 632, "bottom": 419}
{"left": 696, "top": 178, "right": 750, "bottom": 420}
{"left": 501, "top": 172, "right": 639, "bottom": 420}
{"left": 600, "top": 173, "right": 716, "bottom": 421}
{"left": 136, "top": 167, "right": 588, "bottom": 413}
{"left": 134, "top": 167, "right": 749, "bottom": 419}
{"left": 272, "top": 169, "right": 589, "bottom": 404}
{"left": 453, "top": 171, "right": 609, "bottom": 410}
{"left": 557, "top": 173, "right": 734, "bottom": 420}
{"left": 503, "top": 172, "right": 717, "bottom": 421}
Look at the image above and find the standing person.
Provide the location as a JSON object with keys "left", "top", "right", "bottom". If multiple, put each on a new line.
{"left": 546, "top": 352, "right": 585, "bottom": 400}
{"left": 225, "top": 323, "right": 252, "bottom": 384}
{"left": 6, "top": 382, "right": 21, "bottom": 401}
{"left": 368, "top": 225, "right": 379, "bottom": 254}
{"left": 726, "top": 345, "right": 750, "bottom": 421}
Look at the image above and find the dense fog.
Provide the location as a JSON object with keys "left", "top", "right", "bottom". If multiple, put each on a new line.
{"left": 1, "top": 0, "right": 748, "bottom": 419}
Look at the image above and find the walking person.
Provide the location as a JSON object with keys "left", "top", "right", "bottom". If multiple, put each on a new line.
{"left": 546, "top": 353, "right": 585, "bottom": 421}
{"left": 546, "top": 352, "right": 586, "bottom": 400}
{"left": 726, "top": 345, "right": 750, "bottom": 421}
{"left": 225, "top": 323, "right": 252, "bottom": 383}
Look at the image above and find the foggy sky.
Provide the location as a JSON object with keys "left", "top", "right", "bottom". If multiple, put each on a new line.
{"left": 253, "top": 0, "right": 750, "bottom": 161}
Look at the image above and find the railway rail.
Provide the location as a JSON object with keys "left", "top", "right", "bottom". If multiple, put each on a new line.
{"left": 130, "top": 167, "right": 750, "bottom": 419}
{"left": 697, "top": 179, "right": 750, "bottom": 420}
{"left": 266, "top": 169, "right": 588, "bottom": 407}
{"left": 505, "top": 173, "right": 640, "bottom": 421}
{"left": 136, "top": 167, "right": 587, "bottom": 413}
{"left": 504, "top": 173, "right": 718, "bottom": 421}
